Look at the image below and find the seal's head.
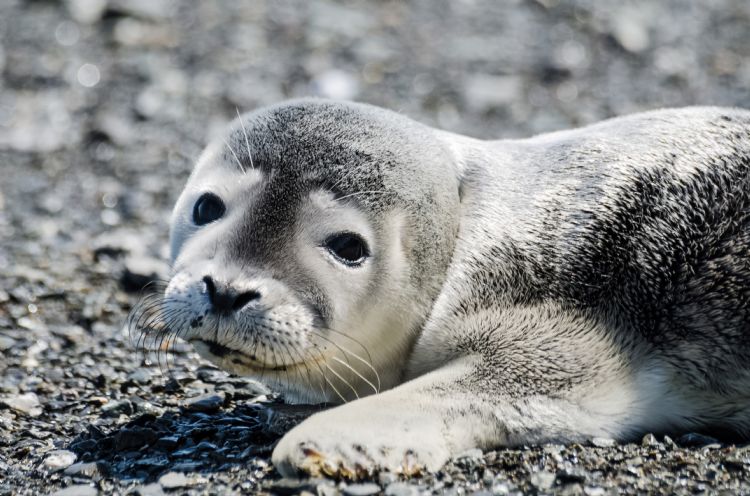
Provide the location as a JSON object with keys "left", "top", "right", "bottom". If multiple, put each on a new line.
{"left": 156, "top": 99, "right": 460, "bottom": 403}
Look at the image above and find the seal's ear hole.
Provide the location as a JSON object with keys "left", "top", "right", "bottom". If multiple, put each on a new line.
{"left": 193, "top": 193, "right": 226, "bottom": 226}
{"left": 324, "top": 232, "right": 369, "bottom": 266}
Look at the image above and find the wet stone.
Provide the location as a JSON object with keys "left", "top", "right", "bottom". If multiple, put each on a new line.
{"left": 183, "top": 393, "right": 226, "bottom": 413}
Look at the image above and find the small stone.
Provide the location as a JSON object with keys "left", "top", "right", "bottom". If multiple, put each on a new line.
{"left": 583, "top": 486, "right": 606, "bottom": 496}
{"left": 65, "top": 0, "right": 108, "bottom": 24}
{"left": 0, "top": 336, "right": 16, "bottom": 351}
{"left": 64, "top": 462, "right": 106, "bottom": 478}
{"left": 378, "top": 472, "right": 398, "bottom": 486}
{"left": 183, "top": 393, "right": 225, "bottom": 413}
{"left": 385, "top": 482, "right": 419, "bottom": 496}
{"left": 610, "top": 6, "right": 650, "bottom": 53}
{"left": 49, "top": 485, "right": 98, "bottom": 496}
{"left": 158, "top": 471, "right": 202, "bottom": 489}
{"left": 155, "top": 435, "right": 180, "bottom": 450}
{"left": 662, "top": 434, "right": 677, "bottom": 449}
{"left": 556, "top": 468, "right": 587, "bottom": 484}
{"left": 529, "top": 470, "right": 556, "bottom": 490}
{"left": 132, "top": 483, "right": 166, "bottom": 496}
{"left": 641, "top": 433, "right": 658, "bottom": 446}
{"left": 342, "top": 483, "right": 382, "bottom": 496}
{"left": 1, "top": 392, "right": 43, "bottom": 417}
{"left": 114, "top": 427, "right": 158, "bottom": 451}
{"left": 121, "top": 256, "right": 169, "bottom": 292}
{"left": 590, "top": 437, "right": 616, "bottom": 448}
{"left": 43, "top": 450, "right": 77, "bottom": 471}
{"left": 101, "top": 399, "right": 134, "bottom": 417}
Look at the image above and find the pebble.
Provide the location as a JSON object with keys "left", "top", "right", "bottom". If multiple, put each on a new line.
{"left": 385, "top": 482, "right": 420, "bottom": 496}
{"left": 43, "top": 450, "right": 77, "bottom": 471}
{"left": 378, "top": 472, "right": 398, "bottom": 486}
{"left": 114, "top": 426, "right": 158, "bottom": 451}
{"left": 100, "top": 399, "right": 134, "bottom": 417}
{"left": 342, "top": 483, "right": 382, "bottom": 496}
{"left": 591, "top": 437, "right": 616, "bottom": 448}
{"left": 529, "top": 470, "right": 556, "bottom": 490}
{"left": 1, "top": 392, "right": 43, "bottom": 417}
{"left": 64, "top": 462, "right": 106, "bottom": 478}
{"left": 183, "top": 393, "right": 226, "bottom": 413}
{"left": 49, "top": 485, "right": 98, "bottom": 496}
{"left": 158, "top": 471, "right": 202, "bottom": 489}
{"left": 641, "top": 433, "right": 659, "bottom": 446}
{"left": 4, "top": 0, "right": 750, "bottom": 495}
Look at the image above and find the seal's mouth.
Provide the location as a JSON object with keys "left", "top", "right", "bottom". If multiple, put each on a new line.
{"left": 189, "top": 338, "right": 316, "bottom": 372}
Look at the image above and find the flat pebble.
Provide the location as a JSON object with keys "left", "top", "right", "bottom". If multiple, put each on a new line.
{"left": 343, "top": 483, "right": 382, "bottom": 496}
{"left": 1, "top": 393, "right": 43, "bottom": 417}
{"left": 49, "top": 485, "right": 98, "bottom": 496}
{"left": 43, "top": 450, "right": 77, "bottom": 471}
{"left": 591, "top": 437, "right": 616, "bottom": 448}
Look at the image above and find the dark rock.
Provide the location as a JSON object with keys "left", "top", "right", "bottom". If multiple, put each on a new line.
{"left": 183, "top": 393, "right": 226, "bottom": 413}
{"left": 113, "top": 427, "right": 158, "bottom": 451}
{"left": 101, "top": 399, "right": 134, "bottom": 417}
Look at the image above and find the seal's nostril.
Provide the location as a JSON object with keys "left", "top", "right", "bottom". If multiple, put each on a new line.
{"left": 232, "top": 290, "right": 261, "bottom": 311}
{"left": 202, "top": 276, "right": 217, "bottom": 302}
{"left": 203, "top": 275, "right": 259, "bottom": 313}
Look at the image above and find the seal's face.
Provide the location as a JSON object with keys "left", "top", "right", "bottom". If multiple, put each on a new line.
{"left": 152, "top": 100, "right": 460, "bottom": 403}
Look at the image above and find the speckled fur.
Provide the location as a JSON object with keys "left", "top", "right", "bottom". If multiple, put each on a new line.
{"left": 167, "top": 100, "right": 750, "bottom": 478}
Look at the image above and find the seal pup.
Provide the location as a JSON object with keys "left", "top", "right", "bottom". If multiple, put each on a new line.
{"left": 139, "top": 99, "right": 750, "bottom": 478}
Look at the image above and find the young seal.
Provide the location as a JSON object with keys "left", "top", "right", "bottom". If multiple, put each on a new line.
{"left": 147, "top": 99, "right": 750, "bottom": 478}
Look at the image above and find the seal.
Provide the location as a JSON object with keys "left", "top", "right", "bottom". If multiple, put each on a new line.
{"left": 139, "top": 99, "right": 750, "bottom": 478}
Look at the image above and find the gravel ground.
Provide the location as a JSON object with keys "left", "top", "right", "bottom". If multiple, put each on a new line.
{"left": 2, "top": 0, "right": 750, "bottom": 494}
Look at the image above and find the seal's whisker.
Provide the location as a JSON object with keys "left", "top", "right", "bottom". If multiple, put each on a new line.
{"left": 325, "top": 361, "right": 359, "bottom": 399}
{"left": 223, "top": 136, "right": 245, "bottom": 175}
{"left": 309, "top": 327, "right": 381, "bottom": 393}
{"left": 236, "top": 107, "right": 255, "bottom": 170}
{"left": 331, "top": 356, "right": 379, "bottom": 395}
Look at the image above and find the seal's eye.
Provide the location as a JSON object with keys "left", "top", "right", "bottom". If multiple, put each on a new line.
{"left": 324, "top": 233, "right": 369, "bottom": 266}
{"left": 193, "top": 193, "right": 226, "bottom": 226}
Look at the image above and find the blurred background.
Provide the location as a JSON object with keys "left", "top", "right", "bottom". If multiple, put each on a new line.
{"left": 1, "top": 0, "right": 750, "bottom": 492}
{"left": 2, "top": 0, "right": 750, "bottom": 266}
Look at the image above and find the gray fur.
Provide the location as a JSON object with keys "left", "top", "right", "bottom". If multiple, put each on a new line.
{"left": 162, "top": 100, "right": 750, "bottom": 478}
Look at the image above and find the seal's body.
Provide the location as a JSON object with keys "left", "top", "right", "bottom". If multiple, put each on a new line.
{"left": 152, "top": 100, "right": 750, "bottom": 477}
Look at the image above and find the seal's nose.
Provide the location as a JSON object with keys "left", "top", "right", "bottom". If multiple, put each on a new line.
{"left": 202, "top": 275, "right": 261, "bottom": 314}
